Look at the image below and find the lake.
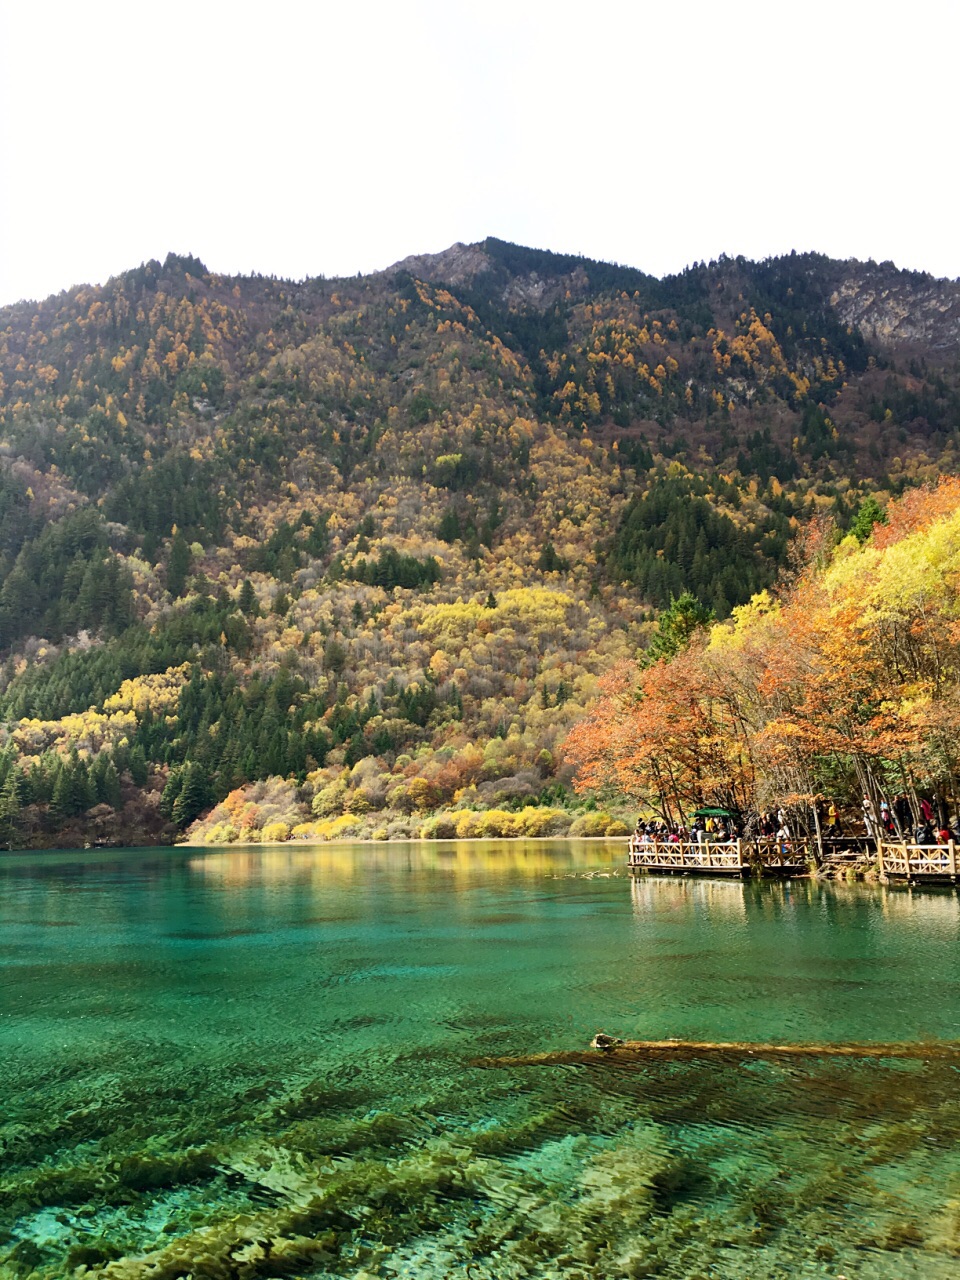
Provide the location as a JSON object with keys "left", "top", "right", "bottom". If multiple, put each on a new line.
{"left": 2, "top": 840, "right": 960, "bottom": 1278}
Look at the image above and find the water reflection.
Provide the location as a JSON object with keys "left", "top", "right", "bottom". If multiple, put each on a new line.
{"left": 185, "top": 837, "right": 626, "bottom": 885}
{"left": 630, "top": 871, "right": 749, "bottom": 921}
{"left": 4, "top": 844, "right": 960, "bottom": 1279}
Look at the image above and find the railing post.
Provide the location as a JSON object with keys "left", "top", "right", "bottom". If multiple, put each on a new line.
{"left": 877, "top": 842, "right": 885, "bottom": 880}
{"left": 950, "top": 840, "right": 957, "bottom": 882}
{"left": 736, "top": 838, "right": 742, "bottom": 869}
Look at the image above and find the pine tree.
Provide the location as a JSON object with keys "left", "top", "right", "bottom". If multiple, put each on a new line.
{"left": 171, "top": 763, "right": 210, "bottom": 828}
{"left": 101, "top": 761, "right": 122, "bottom": 809}
{"left": 643, "top": 592, "right": 715, "bottom": 666}
{"left": 238, "top": 579, "right": 258, "bottom": 615}
{"left": 128, "top": 745, "right": 149, "bottom": 787}
{"left": 69, "top": 755, "right": 93, "bottom": 815}
{"left": 850, "top": 495, "right": 888, "bottom": 543}
{"left": 167, "top": 531, "right": 192, "bottom": 598}
{"left": 160, "top": 767, "right": 184, "bottom": 819}
{"left": 0, "top": 769, "right": 22, "bottom": 846}
{"left": 50, "top": 765, "right": 71, "bottom": 822}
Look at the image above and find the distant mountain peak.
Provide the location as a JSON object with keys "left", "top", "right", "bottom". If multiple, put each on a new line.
{"left": 384, "top": 238, "right": 602, "bottom": 311}
{"left": 385, "top": 241, "right": 493, "bottom": 286}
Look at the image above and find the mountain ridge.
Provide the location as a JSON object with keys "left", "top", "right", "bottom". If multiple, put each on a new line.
{"left": 383, "top": 238, "right": 960, "bottom": 346}
{"left": 0, "top": 238, "right": 958, "bottom": 847}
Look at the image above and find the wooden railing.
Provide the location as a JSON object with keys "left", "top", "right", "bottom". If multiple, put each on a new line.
{"left": 628, "top": 835, "right": 960, "bottom": 883}
{"left": 627, "top": 838, "right": 811, "bottom": 875}
{"left": 752, "top": 838, "right": 817, "bottom": 869}
{"left": 879, "top": 841, "right": 958, "bottom": 881}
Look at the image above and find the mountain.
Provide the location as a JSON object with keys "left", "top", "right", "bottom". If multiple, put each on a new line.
{"left": 0, "top": 239, "right": 958, "bottom": 847}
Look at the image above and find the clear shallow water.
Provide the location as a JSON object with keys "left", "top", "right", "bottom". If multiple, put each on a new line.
{"left": 2, "top": 841, "right": 960, "bottom": 1278}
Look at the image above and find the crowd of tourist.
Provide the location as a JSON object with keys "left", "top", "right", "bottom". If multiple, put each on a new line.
{"left": 628, "top": 796, "right": 960, "bottom": 853}
{"left": 629, "top": 814, "right": 744, "bottom": 851}
{"left": 857, "top": 794, "right": 960, "bottom": 846}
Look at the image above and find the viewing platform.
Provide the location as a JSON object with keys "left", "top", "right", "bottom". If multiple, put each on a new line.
{"left": 628, "top": 836, "right": 960, "bottom": 885}
{"left": 628, "top": 838, "right": 809, "bottom": 878}
{"left": 879, "top": 841, "right": 959, "bottom": 884}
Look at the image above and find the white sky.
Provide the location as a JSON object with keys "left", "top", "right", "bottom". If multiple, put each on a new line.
{"left": 1, "top": 0, "right": 957, "bottom": 306}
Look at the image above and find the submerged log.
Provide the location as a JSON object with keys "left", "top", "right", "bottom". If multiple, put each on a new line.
{"left": 472, "top": 1036, "right": 960, "bottom": 1069}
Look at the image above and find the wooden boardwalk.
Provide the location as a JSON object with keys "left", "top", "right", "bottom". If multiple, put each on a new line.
{"left": 628, "top": 836, "right": 960, "bottom": 885}
{"left": 627, "top": 838, "right": 808, "bottom": 878}
{"left": 879, "top": 841, "right": 959, "bottom": 884}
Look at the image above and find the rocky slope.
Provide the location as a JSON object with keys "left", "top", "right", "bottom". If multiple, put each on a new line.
{"left": 829, "top": 260, "right": 960, "bottom": 351}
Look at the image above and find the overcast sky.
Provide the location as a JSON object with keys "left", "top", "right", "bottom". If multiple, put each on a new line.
{"left": 1, "top": 1, "right": 957, "bottom": 305}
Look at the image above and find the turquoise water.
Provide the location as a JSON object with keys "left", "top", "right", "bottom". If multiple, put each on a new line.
{"left": 2, "top": 841, "right": 960, "bottom": 1278}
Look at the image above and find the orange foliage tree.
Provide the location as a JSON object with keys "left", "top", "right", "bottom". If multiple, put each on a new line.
{"left": 564, "top": 479, "right": 960, "bottom": 827}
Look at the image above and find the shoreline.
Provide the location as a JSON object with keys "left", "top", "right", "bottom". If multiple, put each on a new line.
{"left": 176, "top": 833, "right": 629, "bottom": 850}
{"left": 1, "top": 833, "right": 628, "bottom": 856}
{"left": 5, "top": 837, "right": 957, "bottom": 891}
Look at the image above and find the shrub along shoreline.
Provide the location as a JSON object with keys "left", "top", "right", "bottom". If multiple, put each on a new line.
{"left": 179, "top": 801, "right": 631, "bottom": 846}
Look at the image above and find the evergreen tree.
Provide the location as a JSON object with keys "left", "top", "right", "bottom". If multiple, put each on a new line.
{"left": 26, "top": 757, "right": 55, "bottom": 806}
{"left": 92, "top": 757, "right": 122, "bottom": 808}
{"left": 167, "top": 531, "right": 192, "bottom": 598}
{"left": 171, "top": 762, "right": 210, "bottom": 829}
{"left": 437, "top": 508, "right": 460, "bottom": 542}
{"left": 538, "top": 542, "right": 566, "bottom": 572}
{"left": 238, "top": 578, "right": 258, "bottom": 615}
{"left": 0, "top": 769, "right": 22, "bottom": 846}
{"left": 643, "top": 592, "right": 715, "bottom": 666}
{"left": 68, "top": 754, "right": 93, "bottom": 815}
{"left": 850, "top": 495, "right": 888, "bottom": 543}
{"left": 128, "top": 745, "right": 149, "bottom": 787}
{"left": 50, "top": 765, "right": 72, "bottom": 822}
{"left": 160, "top": 767, "right": 184, "bottom": 819}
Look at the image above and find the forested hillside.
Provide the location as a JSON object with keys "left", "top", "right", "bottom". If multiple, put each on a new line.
{"left": 565, "top": 478, "right": 960, "bottom": 831}
{"left": 1, "top": 239, "right": 958, "bottom": 846}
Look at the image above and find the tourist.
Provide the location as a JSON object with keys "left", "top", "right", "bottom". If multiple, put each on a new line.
{"left": 825, "top": 801, "right": 843, "bottom": 837}
{"left": 881, "top": 801, "right": 898, "bottom": 836}
{"left": 893, "top": 793, "right": 912, "bottom": 836}
{"left": 862, "top": 796, "right": 877, "bottom": 838}
{"left": 915, "top": 821, "right": 935, "bottom": 846}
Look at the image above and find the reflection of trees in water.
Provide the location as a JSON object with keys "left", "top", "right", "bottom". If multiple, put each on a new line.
{"left": 186, "top": 837, "right": 626, "bottom": 887}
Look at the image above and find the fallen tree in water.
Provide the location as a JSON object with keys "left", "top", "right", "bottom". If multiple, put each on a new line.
{"left": 473, "top": 1034, "right": 960, "bottom": 1068}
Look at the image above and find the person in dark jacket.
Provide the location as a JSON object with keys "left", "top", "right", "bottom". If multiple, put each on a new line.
{"left": 894, "top": 794, "right": 912, "bottom": 836}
